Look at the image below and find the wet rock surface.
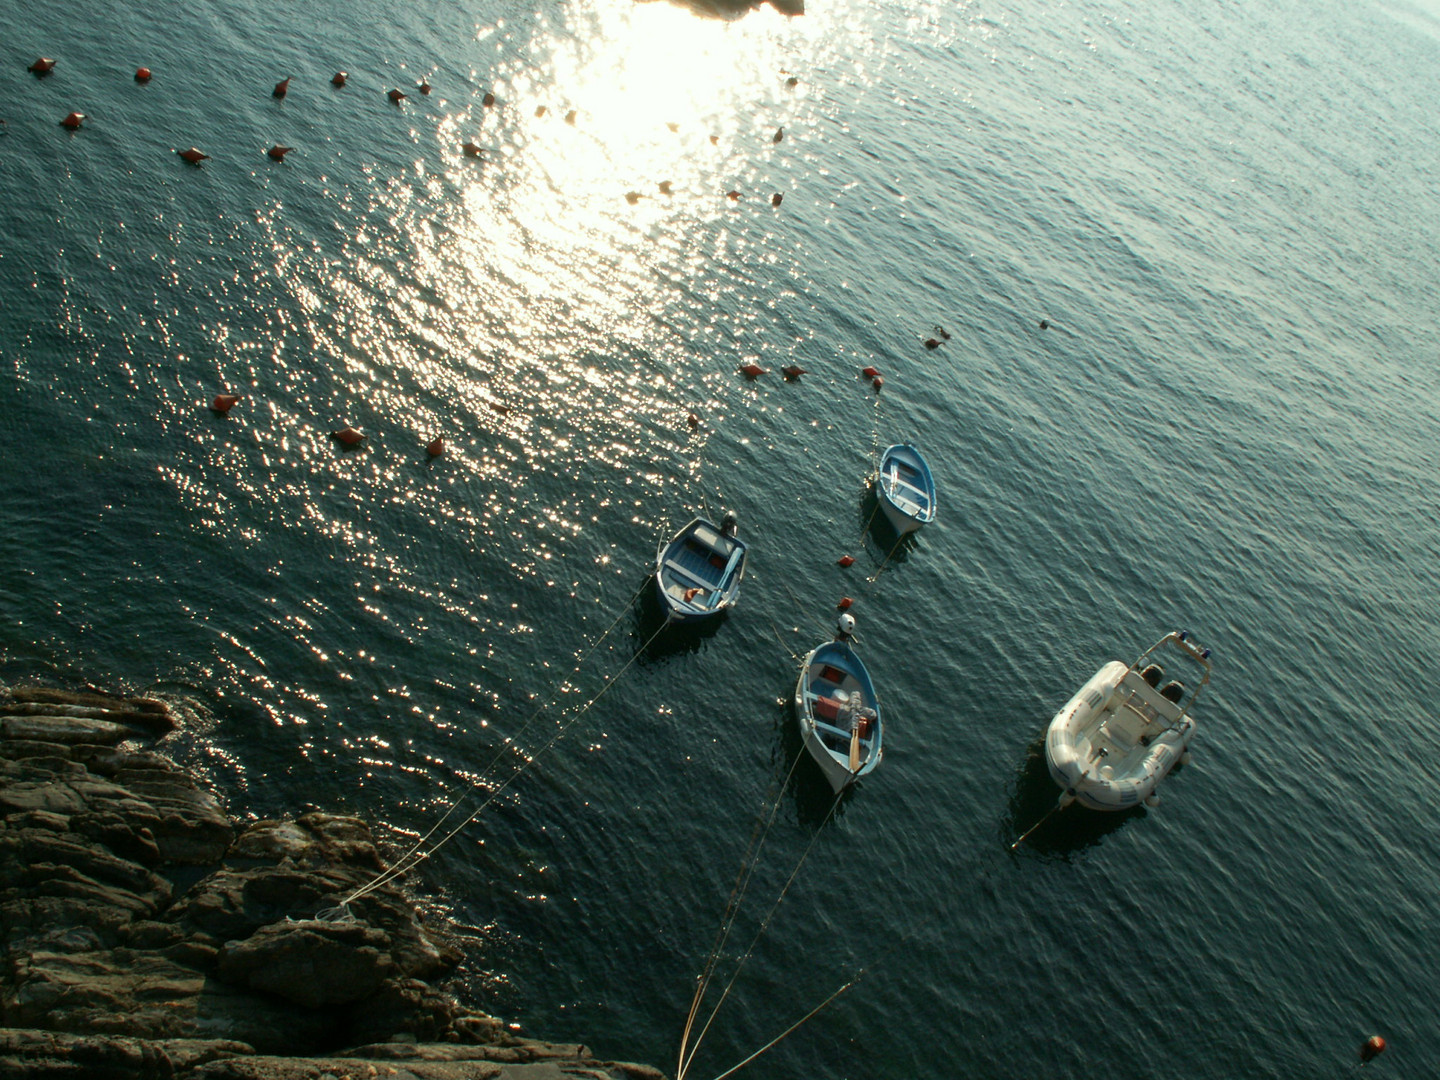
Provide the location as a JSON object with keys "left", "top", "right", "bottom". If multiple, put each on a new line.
{"left": 0, "top": 684, "right": 664, "bottom": 1080}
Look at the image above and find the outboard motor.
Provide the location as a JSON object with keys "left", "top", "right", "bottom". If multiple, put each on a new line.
{"left": 1159, "top": 680, "right": 1185, "bottom": 703}
{"left": 1141, "top": 664, "right": 1164, "bottom": 687}
{"left": 721, "top": 510, "right": 738, "bottom": 537}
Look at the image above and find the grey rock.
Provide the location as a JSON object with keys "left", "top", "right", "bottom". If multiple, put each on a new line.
{"left": 216, "top": 920, "right": 397, "bottom": 1008}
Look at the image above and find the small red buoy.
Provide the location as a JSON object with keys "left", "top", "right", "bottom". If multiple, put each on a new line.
{"left": 838, "top": 555, "right": 855, "bottom": 567}
{"left": 426, "top": 436, "right": 444, "bottom": 457}
{"left": 872, "top": 376, "right": 884, "bottom": 392}
{"left": 687, "top": 412, "right": 700, "bottom": 429}
{"left": 267, "top": 145, "right": 293, "bottom": 161}
{"left": 1360, "top": 1035, "right": 1387, "bottom": 1062}
{"left": 837, "top": 596, "right": 853, "bottom": 610}
{"left": 709, "top": 134, "right": 719, "bottom": 145}
{"left": 177, "top": 147, "right": 210, "bottom": 165}
{"left": 388, "top": 88, "right": 407, "bottom": 103}
{"left": 565, "top": 109, "right": 577, "bottom": 125}
{"left": 483, "top": 92, "right": 496, "bottom": 107}
{"left": 419, "top": 80, "right": 432, "bottom": 95}
{"left": 273, "top": 77, "right": 291, "bottom": 99}
{"left": 60, "top": 112, "right": 85, "bottom": 130}
{"left": 739, "top": 363, "right": 766, "bottom": 379}
{"left": 771, "top": 192, "right": 783, "bottom": 207}
{"left": 211, "top": 394, "right": 240, "bottom": 414}
{"left": 624, "top": 191, "right": 643, "bottom": 205}
{"left": 331, "top": 426, "right": 366, "bottom": 446}
{"left": 924, "top": 337, "right": 941, "bottom": 350}
{"left": 332, "top": 72, "right": 348, "bottom": 87}
{"left": 862, "top": 365, "right": 880, "bottom": 378}
{"left": 489, "top": 401, "right": 511, "bottom": 415}
{"left": 135, "top": 67, "right": 152, "bottom": 83}
{"left": 773, "top": 126, "right": 784, "bottom": 143}
{"left": 535, "top": 105, "right": 548, "bottom": 117}
{"left": 1039, "top": 319, "right": 1049, "bottom": 330}
{"left": 29, "top": 58, "right": 56, "bottom": 76}
{"left": 725, "top": 190, "right": 741, "bottom": 201}
{"left": 462, "top": 141, "right": 483, "bottom": 157}
{"left": 781, "top": 366, "right": 807, "bottom": 380}
{"left": 658, "top": 180, "right": 673, "bottom": 194}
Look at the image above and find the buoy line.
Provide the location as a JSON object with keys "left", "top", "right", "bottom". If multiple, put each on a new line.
{"left": 677, "top": 766, "right": 847, "bottom": 1080}
{"left": 321, "top": 578, "right": 666, "bottom": 916}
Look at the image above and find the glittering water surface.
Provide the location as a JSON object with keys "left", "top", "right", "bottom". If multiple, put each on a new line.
{"left": 5, "top": 0, "right": 1440, "bottom": 1075}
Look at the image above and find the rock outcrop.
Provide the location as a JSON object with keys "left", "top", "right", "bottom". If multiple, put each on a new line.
{"left": 0, "top": 684, "right": 664, "bottom": 1080}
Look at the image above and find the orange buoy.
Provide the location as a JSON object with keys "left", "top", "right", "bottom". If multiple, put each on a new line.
{"left": 60, "top": 112, "right": 85, "bottom": 130}
{"left": 687, "top": 412, "right": 700, "bottom": 429}
{"left": 426, "top": 436, "right": 444, "bottom": 457}
{"left": 838, "top": 555, "right": 855, "bottom": 567}
{"left": 211, "top": 394, "right": 241, "bottom": 414}
{"left": 388, "top": 88, "right": 407, "bottom": 103}
{"left": 624, "top": 191, "right": 643, "bottom": 205}
{"left": 29, "top": 58, "right": 56, "bottom": 76}
{"left": 535, "top": 105, "right": 548, "bottom": 117}
{"left": 267, "top": 145, "right": 293, "bottom": 161}
{"left": 564, "top": 109, "right": 577, "bottom": 124}
{"left": 771, "top": 193, "right": 783, "bottom": 207}
{"left": 419, "top": 80, "right": 432, "bottom": 95}
{"left": 709, "top": 134, "right": 719, "bottom": 145}
{"left": 273, "top": 77, "right": 291, "bottom": 99}
{"left": 773, "top": 126, "right": 784, "bottom": 143}
{"left": 1039, "top": 319, "right": 1049, "bottom": 329}
{"left": 935, "top": 325, "right": 951, "bottom": 340}
{"left": 785, "top": 75, "right": 799, "bottom": 88}
{"left": 658, "top": 180, "right": 673, "bottom": 194}
{"left": 924, "top": 337, "right": 940, "bottom": 349}
{"left": 483, "top": 92, "right": 496, "bottom": 107}
{"left": 872, "top": 376, "right": 884, "bottom": 392}
{"left": 135, "top": 67, "right": 152, "bottom": 83}
{"left": 177, "top": 147, "right": 210, "bottom": 165}
{"left": 1360, "top": 1036, "right": 1386, "bottom": 1062}
{"left": 781, "top": 366, "right": 807, "bottom": 380}
{"left": 684, "top": 587, "right": 702, "bottom": 601}
{"left": 862, "top": 365, "right": 880, "bottom": 378}
{"left": 739, "top": 363, "right": 766, "bottom": 379}
{"left": 725, "top": 190, "right": 741, "bottom": 201}
{"left": 462, "top": 141, "right": 483, "bottom": 157}
{"left": 332, "top": 71, "right": 348, "bottom": 87}
{"left": 837, "top": 596, "right": 853, "bottom": 610}
{"left": 331, "top": 426, "right": 366, "bottom": 446}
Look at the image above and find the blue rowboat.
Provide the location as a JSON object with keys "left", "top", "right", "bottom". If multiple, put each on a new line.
{"left": 654, "top": 513, "right": 748, "bottom": 624}
{"left": 794, "top": 622, "right": 883, "bottom": 791}
{"left": 876, "top": 443, "right": 936, "bottom": 535}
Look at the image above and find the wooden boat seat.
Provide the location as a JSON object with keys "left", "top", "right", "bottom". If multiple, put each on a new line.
{"left": 884, "top": 464, "right": 931, "bottom": 515}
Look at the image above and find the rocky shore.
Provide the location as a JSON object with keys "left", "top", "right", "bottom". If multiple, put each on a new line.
{"left": 0, "top": 683, "right": 664, "bottom": 1080}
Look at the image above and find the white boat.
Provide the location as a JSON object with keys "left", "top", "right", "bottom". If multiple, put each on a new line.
{"left": 1045, "top": 630, "right": 1212, "bottom": 811}
{"left": 876, "top": 444, "right": 936, "bottom": 535}
{"left": 794, "top": 616, "right": 883, "bottom": 792}
{"left": 654, "top": 513, "right": 748, "bottom": 624}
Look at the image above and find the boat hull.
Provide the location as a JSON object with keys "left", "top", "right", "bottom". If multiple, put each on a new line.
{"left": 794, "top": 640, "right": 882, "bottom": 792}
{"left": 1044, "top": 659, "right": 1196, "bottom": 811}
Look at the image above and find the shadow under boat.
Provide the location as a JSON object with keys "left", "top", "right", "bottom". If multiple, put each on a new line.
{"left": 633, "top": 573, "right": 730, "bottom": 663}
{"left": 775, "top": 694, "right": 856, "bottom": 827}
{"left": 1005, "top": 736, "right": 1145, "bottom": 858}
{"left": 859, "top": 483, "right": 921, "bottom": 563}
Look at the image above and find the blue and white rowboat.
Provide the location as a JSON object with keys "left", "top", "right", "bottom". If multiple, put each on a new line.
{"left": 794, "top": 621, "right": 883, "bottom": 792}
{"left": 654, "top": 513, "right": 748, "bottom": 624}
{"left": 876, "top": 443, "right": 936, "bottom": 535}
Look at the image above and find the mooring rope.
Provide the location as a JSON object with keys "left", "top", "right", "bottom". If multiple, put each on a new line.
{"left": 706, "top": 974, "right": 861, "bottom": 1080}
{"left": 678, "top": 784, "right": 845, "bottom": 1080}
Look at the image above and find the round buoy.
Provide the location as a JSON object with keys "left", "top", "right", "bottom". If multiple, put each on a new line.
{"left": 426, "top": 437, "right": 444, "bottom": 457}
{"left": 419, "top": 80, "right": 432, "bottom": 95}
{"left": 924, "top": 337, "right": 940, "bottom": 350}
{"left": 388, "top": 88, "right": 407, "bottom": 103}
{"left": 838, "top": 555, "right": 855, "bottom": 567}
{"left": 687, "top": 412, "right": 700, "bottom": 429}
{"left": 785, "top": 75, "right": 799, "bottom": 88}
{"left": 872, "top": 376, "right": 884, "bottom": 392}
{"left": 273, "top": 77, "right": 291, "bottom": 99}
{"left": 177, "top": 147, "right": 210, "bottom": 165}
{"left": 535, "top": 105, "right": 548, "bottom": 117}
{"left": 771, "top": 192, "right": 783, "bottom": 207}
{"left": 837, "top": 596, "right": 854, "bottom": 610}
{"left": 483, "top": 92, "right": 496, "bottom": 107}
{"left": 1039, "top": 319, "right": 1049, "bottom": 330}
{"left": 60, "top": 112, "right": 85, "bottom": 130}
{"left": 135, "top": 67, "right": 152, "bottom": 83}
{"left": 1361, "top": 1035, "right": 1386, "bottom": 1062}
{"left": 29, "top": 58, "right": 56, "bottom": 76}
{"left": 332, "top": 72, "right": 348, "bottom": 87}
{"left": 624, "top": 191, "right": 643, "bottom": 205}
{"left": 331, "top": 426, "right": 366, "bottom": 446}
{"left": 862, "top": 365, "right": 880, "bottom": 378}
{"left": 267, "top": 145, "right": 293, "bottom": 161}
{"left": 781, "top": 365, "right": 806, "bottom": 380}
{"left": 211, "top": 394, "right": 240, "bottom": 414}
{"left": 739, "top": 363, "right": 766, "bottom": 379}
{"left": 658, "top": 180, "right": 673, "bottom": 194}
{"left": 565, "top": 109, "right": 577, "bottom": 125}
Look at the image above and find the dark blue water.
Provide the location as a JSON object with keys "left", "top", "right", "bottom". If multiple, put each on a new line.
{"left": 5, "top": 0, "right": 1440, "bottom": 1075}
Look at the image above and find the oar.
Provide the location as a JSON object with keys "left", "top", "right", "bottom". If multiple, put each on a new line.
{"left": 848, "top": 725, "right": 862, "bottom": 773}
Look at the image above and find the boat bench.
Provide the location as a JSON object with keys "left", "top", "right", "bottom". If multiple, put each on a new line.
{"left": 885, "top": 465, "right": 931, "bottom": 516}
